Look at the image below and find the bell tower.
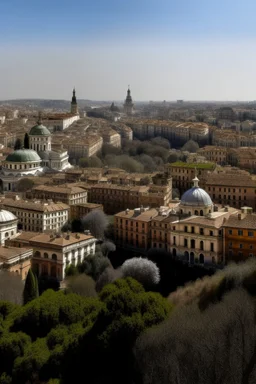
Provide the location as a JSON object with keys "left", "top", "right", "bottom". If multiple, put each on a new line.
{"left": 71, "top": 88, "right": 78, "bottom": 115}
{"left": 123, "top": 86, "right": 134, "bottom": 116}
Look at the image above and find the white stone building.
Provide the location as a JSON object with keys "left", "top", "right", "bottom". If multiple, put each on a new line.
{"left": 0, "top": 196, "right": 69, "bottom": 233}
{"left": 30, "top": 232, "right": 96, "bottom": 280}
{"left": 0, "top": 149, "right": 44, "bottom": 191}
{"left": 0, "top": 209, "right": 18, "bottom": 245}
{"left": 29, "top": 118, "right": 71, "bottom": 171}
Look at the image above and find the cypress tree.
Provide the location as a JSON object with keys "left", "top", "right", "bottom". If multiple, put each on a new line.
{"left": 24, "top": 133, "right": 29, "bottom": 149}
{"left": 23, "top": 268, "right": 39, "bottom": 305}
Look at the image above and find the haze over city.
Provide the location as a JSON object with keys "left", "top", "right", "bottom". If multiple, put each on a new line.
{"left": 1, "top": 0, "right": 256, "bottom": 101}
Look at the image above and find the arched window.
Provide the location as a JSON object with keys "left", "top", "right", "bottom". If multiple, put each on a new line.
{"left": 52, "top": 254, "right": 57, "bottom": 261}
{"left": 172, "top": 248, "right": 177, "bottom": 257}
{"left": 184, "top": 238, "right": 188, "bottom": 247}
{"left": 200, "top": 241, "right": 204, "bottom": 250}
{"left": 195, "top": 210, "right": 199, "bottom": 215}
{"left": 199, "top": 254, "right": 204, "bottom": 264}
{"left": 44, "top": 252, "right": 49, "bottom": 259}
{"left": 34, "top": 251, "right": 41, "bottom": 258}
{"left": 191, "top": 239, "right": 195, "bottom": 248}
{"left": 5, "top": 232, "right": 9, "bottom": 238}
{"left": 180, "top": 209, "right": 183, "bottom": 214}
{"left": 200, "top": 210, "right": 203, "bottom": 216}
{"left": 184, "top": 251, "right": 189, "bottom": 261}
{"left": 190, "top": 252, "right": 195, "bottom": 264}
{"left": 11, "top": 231, "right": 14, "bottom": 235}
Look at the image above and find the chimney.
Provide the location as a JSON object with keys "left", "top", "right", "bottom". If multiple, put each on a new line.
{"left": 238, "top": 213, "right": 242, "bottom": 220}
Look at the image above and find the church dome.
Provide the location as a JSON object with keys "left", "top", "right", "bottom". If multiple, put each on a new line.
{"left": 180, "top": 177, "right": 213, "bottom": 207}
{"left": 0, "top": 210, "right": 17, "bottom": 223}
{"left": 29, "top": 123, "right": 51, "bottom": 136}
{"left": 6, "top": 149, "right": 41, "bottom": 163}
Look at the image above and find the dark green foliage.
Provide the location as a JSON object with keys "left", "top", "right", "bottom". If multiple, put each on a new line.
{"left": 65, "top": 264, "right": 78, "bottom": 277}
{"left": 14, "top": 138, "right": 22, "bottom": 150}
{"left": 23, "top": 133, "right": 29, "bottom": 149}
{"left": 11, "top": 290, "right": 102, "bottom": 340}
{"left": 0, "top": 301, "right": 18, "bottom": 320}
{"left": 38, "top": 276, "right": 60, "bottom": 295}
{"left": 12, "top": 337, "right": 50, "bottom": 384}
{"left": 23, "top": 268, "right": 39, "bottom": 305}
{"left": 181, "top": 139, "right": 199, "bottom": 153}
{"left": 0, "top": 332, "right": 30, "bottom": 376}
{"left": 0, "top": 373, "right": 12, "bottom": 384}
{"left": 78, "top": 156, "right": 102, "bottom": 168}
{"left": 61, "top": 278, "right": 172, "bottom": 384}
{"left": 16, "top": 178, "right": 35, "bottom": 193}
{"left": 78, "top": 254, "right": 111, "bottom": 281}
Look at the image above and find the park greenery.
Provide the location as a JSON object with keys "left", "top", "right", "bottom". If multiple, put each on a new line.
{"left": 76, "top": 137, "right": 199, "bottom": 173}
{"left": 1, "top": 259, "right": 256, "bottom": 383}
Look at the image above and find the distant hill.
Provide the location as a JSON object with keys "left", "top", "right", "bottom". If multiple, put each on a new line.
{"left": 0, "top": 99, "right": 111, "bottom": 110}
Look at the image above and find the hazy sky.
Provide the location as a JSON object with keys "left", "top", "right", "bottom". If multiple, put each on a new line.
{"left": 1, "top": 0, "right": 256, "bottom": 101}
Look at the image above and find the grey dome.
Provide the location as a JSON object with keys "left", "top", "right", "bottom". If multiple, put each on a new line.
{"left": 180, "top": 177, "right": 213, "bottom": 207}
{"left": 0, "top": 210, "right": 17, "bottom": 223}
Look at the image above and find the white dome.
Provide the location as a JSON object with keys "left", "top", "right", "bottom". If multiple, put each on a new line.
{"left": 180, "top": 177, "right": 213, "bottom": 207}
{"left": 0, "top": 210, "right": 17, "bottom": 223}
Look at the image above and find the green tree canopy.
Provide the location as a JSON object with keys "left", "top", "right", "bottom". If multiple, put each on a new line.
{"left": 23, "top": 269, "right": 38, "bottom": 305}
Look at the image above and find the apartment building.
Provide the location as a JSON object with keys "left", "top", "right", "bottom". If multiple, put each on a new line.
{"left": 114, "top": 207, "right": 159, "bottom": 252}
{"left": 89, "top": 173, "right": 172, "bottom": 214}
{"left": 212, "top": 129, "right": 256, "bottom": 148}
{"left": 204, "top": 168, "right": 256, "bottom": 210}
{"left": 0, "top": 196, "right": 69, "bottom": 232}
{"left": 70, "top": 203, "right": 103, "bottom": 220}
{"left": 169, "top": 207, "right": 237, "bottom": 265}
{"left": 27, "top": 185, "right": 87, "bottom": 205}
{"left": 166, "top": 162, "right": 215, "bottom": 193}
{"left": 222, "top": 207, "right": 256, "bottom": 262}
{"left": 114, "top": 205, "right": 178, "bottom": 252}
{"left": 197, "top": 146, "right": 228, "bottom": 164}
{"left": 127, "top": 119, "right": 210, "bottom": 146}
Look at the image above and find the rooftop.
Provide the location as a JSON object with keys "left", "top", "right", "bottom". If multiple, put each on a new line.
{"left": 29, "top": 232, "right": 95, "bottom": 247}
{"left": 0, "top": 198, "right": 70, "bottom": 213}
{"left": 170, "top": 161, "right": 215, "bottom": 169}
{"left": 0, "top": 246, "right": 32, "bottom": 262}
{"left": 222, "top": 213, "right": 256, "bottom": 229}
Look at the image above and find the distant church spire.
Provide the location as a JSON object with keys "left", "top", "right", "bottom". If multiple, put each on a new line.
{"left": 71, "top": 87, "right": 78, "bottom": 115}
{"left": 124, "top": 85, "right": 134, "bottom": 116}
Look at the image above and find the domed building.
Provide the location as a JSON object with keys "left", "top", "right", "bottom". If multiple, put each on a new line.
{"left": 179, "top": 176, "right": 213, "bottom": 216}
{"left": 0, "top": 149, "right": 44, "bottom": 191}
{"left": 170, "top": 175, "right": 238, "bottom": 265}
{"left": 0, "top": 209, "right": 18, "bottom": 244}
{"left": 28, "top": 115, "right": 71, "bottom": 171}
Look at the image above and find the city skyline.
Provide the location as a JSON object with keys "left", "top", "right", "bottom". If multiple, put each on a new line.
{"left": 1, "top": 0, "right": 256, "bottom": 101}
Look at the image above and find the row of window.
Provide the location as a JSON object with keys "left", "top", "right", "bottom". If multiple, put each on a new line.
{"left": 208, "top": 187, "right": 247, "bottom": 193}
{"left": 34, "top": 251, "right": 57, "bottom": 260}
{"left": 228, "top": 230, "right": 254, "bottom": 236}
{"left": 228, "top": 242, "right": 254, "bottom": 249}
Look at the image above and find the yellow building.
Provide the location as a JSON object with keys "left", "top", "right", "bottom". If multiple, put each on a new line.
{"left": 0, "top": 246, "right": 32, "bottom": 280}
